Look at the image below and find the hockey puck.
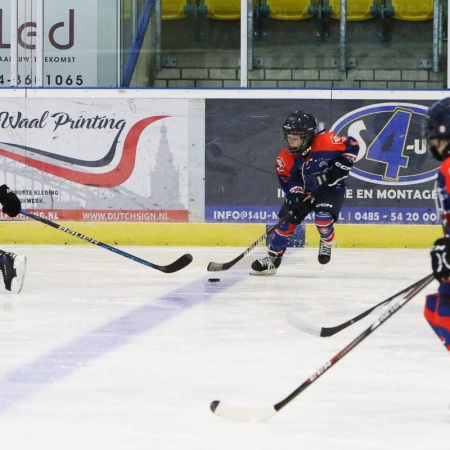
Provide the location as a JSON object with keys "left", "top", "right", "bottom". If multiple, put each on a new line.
{"left": 208, "top": 278, "right": 220, "bottom": 283}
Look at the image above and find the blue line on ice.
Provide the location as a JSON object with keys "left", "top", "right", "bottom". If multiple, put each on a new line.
{"left": 0, "top": 274, "right": 239, "bottom": 412}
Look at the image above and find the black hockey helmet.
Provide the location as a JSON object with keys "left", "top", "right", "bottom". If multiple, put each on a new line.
{"left": 423, "top": 97, "right": 450, "bottom": 161}
{"left": 282, "top": 111, "right": 317, "bottom": 156}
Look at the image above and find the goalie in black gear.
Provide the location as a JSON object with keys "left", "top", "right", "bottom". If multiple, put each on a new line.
{"left": 0, "top": 185, "right": 26, "bottom": 293}
{"left": 251, "top": 110, "right": 359, "bottom": 275}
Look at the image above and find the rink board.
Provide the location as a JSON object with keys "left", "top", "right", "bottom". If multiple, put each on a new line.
{"left": 0, "top": 222, "right": 442, "bottom": 248}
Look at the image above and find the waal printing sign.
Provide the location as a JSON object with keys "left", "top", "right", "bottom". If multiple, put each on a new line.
{"left": 0, "top": 98, "right": 189, "bottom": 222}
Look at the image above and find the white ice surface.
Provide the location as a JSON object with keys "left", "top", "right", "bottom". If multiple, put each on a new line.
{"left": 0, "top": 245, "right": 448, "bottom": 450}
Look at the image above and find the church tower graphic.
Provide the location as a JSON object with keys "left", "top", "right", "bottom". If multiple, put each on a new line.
{"left": 149, "top": 123, "right": 185, "bottom": 209}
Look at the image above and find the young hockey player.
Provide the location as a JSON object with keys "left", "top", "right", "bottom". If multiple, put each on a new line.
{"left": 251, "top": 110, "right": 360, "bottom": 275}
{"left": 0, "top": 185, "right": 26, "bottom": 293}
{"left": 423, "top": 97, "right": 450, "bottom": 350}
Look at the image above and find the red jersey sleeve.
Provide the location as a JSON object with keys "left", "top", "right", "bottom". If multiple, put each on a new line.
{"left": 275, "top": 148, "right": 304, "bottom": 195}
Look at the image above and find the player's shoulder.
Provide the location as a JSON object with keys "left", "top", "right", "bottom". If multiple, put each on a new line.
{"left": 278, "top": 146, "right": 291, "bottom": 157}
{"left": 314, "top": 131, "right": 353, "bottom": 144}
{"left": 277, "top": 147, "right": 295, "bottom": 163}
{"left": 312, "top": 132, "right": 359, "bottom": 150}
{"left": 276, "top": 147, "right": 299, "bottom": 172}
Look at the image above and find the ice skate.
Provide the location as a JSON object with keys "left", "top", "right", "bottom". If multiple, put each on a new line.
{"left": 318, "top": 239, "right": 333, "bottom": 264}
{"left": 0, "top": 252, "right": 27, "bottom": 293}
{"left": 250, "top": 249, "right": 283, "bottom": 275}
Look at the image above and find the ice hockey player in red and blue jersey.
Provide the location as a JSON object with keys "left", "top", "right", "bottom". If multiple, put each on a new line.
{"left": 422, "top": 97, "right": 450, "bottom": 351}
{"left": 251, "top": 110, "right": 360, "bottom": 275}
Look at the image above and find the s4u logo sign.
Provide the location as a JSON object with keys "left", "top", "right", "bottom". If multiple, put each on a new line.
{"left": 330, "top": 102, "right": 439, "bottom": 185}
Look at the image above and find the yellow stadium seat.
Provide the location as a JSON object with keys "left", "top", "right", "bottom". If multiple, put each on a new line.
{"left": 391, "top": 0, "right": 433, "bottom": 21}
{"left": 204, "top": 0, "right": 241, "bottom": 20}
{"left": 161, "top": 0, "right": 188, "bottom": 20}
{"left": 329, "top": 0, "right": 374, "bottom": 21}
{"left": 266, "top": 0, "right": 312, "bottom": 20}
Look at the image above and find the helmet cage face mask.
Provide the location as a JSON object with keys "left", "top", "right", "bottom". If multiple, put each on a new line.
{"left": 283, "top": 131, "right": 312, "bottom": 156}
{"left": 428, "top": 140, "right": 450, "bottom": 162}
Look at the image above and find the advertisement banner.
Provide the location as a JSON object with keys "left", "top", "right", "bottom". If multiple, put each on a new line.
{"left": 0, "top": 97, "right": 189, "bottom": 222}
{"left": 205, "top": 98, "right": 440, "bottom": 225}
{"left": 0, "top": 0, "right": 117, "bottom": 87}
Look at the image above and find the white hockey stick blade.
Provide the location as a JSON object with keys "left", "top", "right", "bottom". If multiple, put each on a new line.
{"left": 286, "top": 311, "right": 322, "bottom": 336}
{"left": 210, "top": 400, "right": 277, "bottom": 422}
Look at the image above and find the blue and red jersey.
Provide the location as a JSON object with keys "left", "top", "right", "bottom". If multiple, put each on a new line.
{"left": 435, "top": 157, "right": 450, "bottom": 236}
{"left": 275, "top": 131, "right": 360, "bottom": 197}
{"left": 426, "top": 157, "right": 450, "bottom": 351}
{"left": 425, "top": 282, "right": 450, "bottom": 351}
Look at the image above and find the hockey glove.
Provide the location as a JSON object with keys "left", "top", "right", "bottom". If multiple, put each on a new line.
{"left": 431, "top": 237, "right": 450, "bottom": 282}
{"left": 0, "top": 185, "right": 21, "bottom": 217}
{"left": 326, "top": 155, "right": 354, "bottom": 186}
{"left": 287, "top": 193, "right": 313, "bottom": 224}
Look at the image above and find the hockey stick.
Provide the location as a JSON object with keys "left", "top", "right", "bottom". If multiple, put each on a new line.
{"left": 207, "top": 211, "right": 293, "bottom": 272}
{"left": 210, "top": 272, "right": 434, "bottom": 422}
{"left": 287, "top": 273, "right": 434, "bottom": 337}
{"left": 20, "top": 209, "right": 193, "bottom": 274}
{"left": 207, "top": 179, "right": 332, "bottom": 272}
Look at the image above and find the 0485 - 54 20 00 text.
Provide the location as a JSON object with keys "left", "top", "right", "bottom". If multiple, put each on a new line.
{"left": 344, "top": 208, "right": 438, "bottom": 224}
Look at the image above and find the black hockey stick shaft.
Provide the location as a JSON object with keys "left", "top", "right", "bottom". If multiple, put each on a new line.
{"left": 316, "top": 273, "right": 434, "bottom": 337}
{"left": 20, "top": 209, "right": 193, "bottom": 273}
{"left": 207, "top": 211, "right": 293, "bottom": 272}
{"left": 275, "top": 273, "right": 434, "bottom": 412}
{"left": 211, "top": 273, "right": 435, "bottom": 422}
